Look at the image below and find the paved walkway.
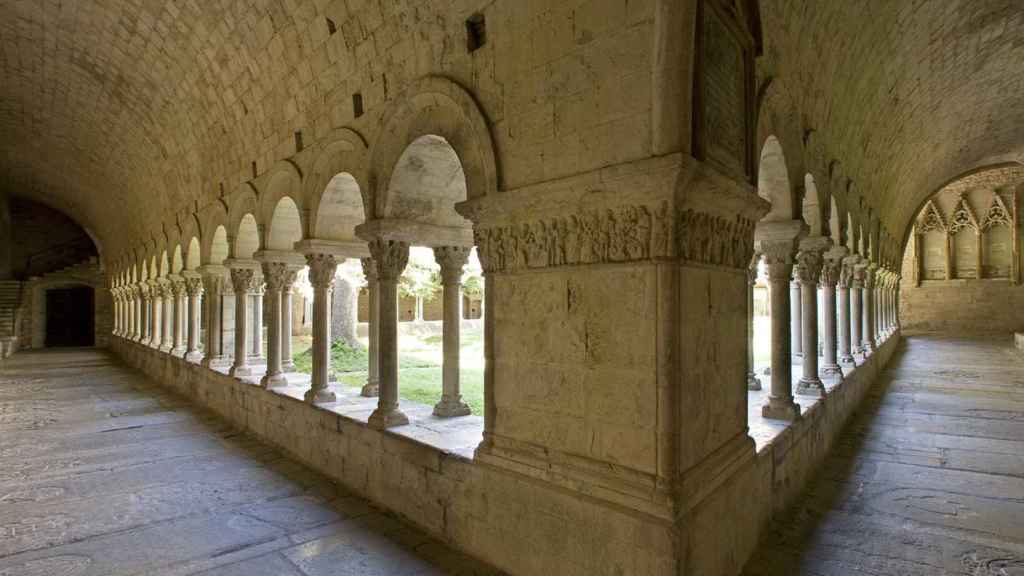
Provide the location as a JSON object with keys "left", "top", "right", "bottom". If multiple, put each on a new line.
{"left": 0, "top": 348, "right": 499, "bottom": 576}
{"left": 743, "top": 335, "right": 1024, "bottom": 575}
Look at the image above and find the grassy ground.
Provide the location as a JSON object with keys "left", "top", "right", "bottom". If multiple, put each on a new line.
{"left": 291, "top": 326, "right": 485, "bottom": 414}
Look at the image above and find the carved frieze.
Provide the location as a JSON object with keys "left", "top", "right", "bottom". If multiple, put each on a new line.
{"left": 474, "top": 202, "right": 754, "bottom": 273}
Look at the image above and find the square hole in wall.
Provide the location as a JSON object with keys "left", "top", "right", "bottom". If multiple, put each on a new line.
{"left": 352, "top": 92, "right": 364, "bottom": 118}
{"left": 466, "top": 13, "right": 485, "bottom": 53}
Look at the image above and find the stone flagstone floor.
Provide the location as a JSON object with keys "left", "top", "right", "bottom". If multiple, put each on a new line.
{"left": 743, "top": 335, "right": 1024, "bottom": 575}
{"left": 0, "top": 348, "right": 501, "bottom": 576}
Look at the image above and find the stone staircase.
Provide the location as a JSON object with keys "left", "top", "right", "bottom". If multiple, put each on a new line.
{"left": 0, "top": 280, "right": 23, "bottom": 358}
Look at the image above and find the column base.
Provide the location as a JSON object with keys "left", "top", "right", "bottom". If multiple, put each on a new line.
{"left": 159, "top": 343, "right": 173, "bottom": 353}
{"left": 170, "top": 345, "right": 186, "bottom": 357}
{"left": 304, "top": 387, "right": 337, "bottom": 404}
{"left": 839, "top": 353, "right": 855, "bottom": 364}
{"left": 282, "top": 361, "right": 295, "bottom": 372}
{"left": 746, "top": 373, "right": 762, "bottom": 391}
{"left": 229, "top": 364, "right": 252, "bottom": 378}
{"left": 762, "top": 397, "right": 800, "bottom": 421}
{"left": 796, "top": 377, "right": 826, "bottom": 397}
{"left": 261, "top": 372, "right": 289, "bottom": 389}
{"left": 433, "top": 397, "right": 471, "bottom": 418}
{"left": 360, "top": 382, "right": 379, "bottom": 397}
{"left": 822, "top": 364, "right": 844, "bottom": 379}
{"left": 185, "top": 350, "right": 204, "bottom": 363}
{"left": 367, "top": 407, "right": 410, "bottom": 429}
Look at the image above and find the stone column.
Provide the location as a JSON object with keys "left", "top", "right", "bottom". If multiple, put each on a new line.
{"left": 281, "top": 267, "right": 299, "bottom": 372}
{"left": 249, "top": 280, "right": 265, "bottom": 363}
{"left": 821, "top": 246, "right": 846, "bottom": 377}
{"left": 863, "top": 264, "right": 877, "bottom": 353}
{"left": 759, "top": 239, "right": 801, "bottom": 421}
{"left": 360, "top": 257, "right": 380, "bottom": 397}
{"left": 796, "top": 239, "right": 827, "bottom": 396}
{"left": 170, "top": 277, "right": 186, "bottom": 355}
{"left": 838, "top": 258, "right": 855, "bottom": 364}
{"left": 149, "top": 281, "right": 163, "bottom": 349}
{"left": 304, "top": 253, "right": 339, "bottom": 404}
{"left": 134, "top": 285, "right": 145, "bottom": 341}
{"left": 228, "top": 264, "right": 256, "bottom": 378}
{"left": 139, "top": 284, "right": 149, "bottom": 342}
{"left": 368, "top": 239, "right": 410, "bottom": 429}
{"left": 200, "top": 266, "right": 226, "bottom": 367}
{"left": 160, "top": 281, "right": 174, "bottom": 352}
{"left": 746, "top": 256, "right": 762, "bottom": 391}
{"left": 433, "top": 246, "right": 472, "bottom": 417}
{"left": 260, "top": 262, "right": 289, "bottom": 388}
{"left": 851, "top": 261, "right": 866, "bottom": 354}
{"left": 790, "top": 269, "right": 802, "bottom": 361}
{"left": 184, "top": 273, "right": 203, "bottom": 362}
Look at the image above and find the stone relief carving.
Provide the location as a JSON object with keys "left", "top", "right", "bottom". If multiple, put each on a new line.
{"left": 262, "top": 262, "right": 289, "bottom": 293}
{"left": 305, "top": 253, "right": 339, "bottom": 289}
{"left": 949, "top": 193, "right": 979, "bottom": 234}
{"left": 368, "top": 239, "right": 409, "bottom": 282}
{"left": 184, "top": 277, "right": 203, "bottom": 297}
{"left": 228, "top": 268, "right": 256, "bottom": 296}
{"left": 474, "top": 202, "right": 754, "bottom": 273}
{"left": 982, "top": 193, "right": 1012, "bottom": 229}
{"left": 917, "top": 200, "right": 946, "bottom": 233}
{"left": 795, "top": 250, "right": 824, "bottom": 286}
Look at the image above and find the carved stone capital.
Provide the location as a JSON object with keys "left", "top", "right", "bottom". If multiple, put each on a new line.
{"left": 759, "top": 240, "right": 798, "bottom": 281}
{"left": 262, "top": 261, "right": 290, "bottom": 293}
{"left": 820, "top": 256, "right": 843, "bottom": 287}
{"left": 434, "top": 246, "right": 471, "bottom": 284}
{"left": 170, "top": 278, "right": 186, "bottom": 298}
{"left": 184, "top": 277, "right": 204, "bottom": 297}
{"left": 795, "top": 249, "right": 824, "bottom": 286}
{"left": 229, "top": 268, "right": 256, "bottom": 296}
{"left": 369, "top": 239, "right": 409, "bottom": 282}
{"left": 360, "top": 257, "right": 378, "bottom": 282}
{"left": 305, "top": 253, "right": 339, "bottom": 290}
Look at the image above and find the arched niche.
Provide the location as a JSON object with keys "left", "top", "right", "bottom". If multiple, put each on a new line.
{"left": 210, "top": 226, "right": 229, "bottom": 265}
{"left": 260, "top": 160, "right": 307, "bottom": 242}
{"left": 172, "top": 245, "right": 183, "bottom": 274}
{"left": 234, "top": 214, "right": 260, "bottom": 259}
{"left": 311, "top": 172, "right": 366, "bottom": 241}
{"left": 756, "top": 135, "right": 793, "bottom": 221}
{"left": 381, "top": 134, "right": 470, "bottom": 230}
{"left": 185, "top": 237, "right": 201, "bottom": 270}
{"left": 266, "top": 196, "right": 304, "bottom": 251}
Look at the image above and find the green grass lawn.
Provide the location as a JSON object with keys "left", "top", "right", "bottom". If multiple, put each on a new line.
{"left": 291, "top": 326, "right": 485, "bottom": 414}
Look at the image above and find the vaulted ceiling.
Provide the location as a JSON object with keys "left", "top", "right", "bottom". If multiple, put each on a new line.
{"left": 759, "top": 0, "right": 1024, "bottom": 244}
{"left": 3, "top": 0, "right": 1024, "bottom": 259}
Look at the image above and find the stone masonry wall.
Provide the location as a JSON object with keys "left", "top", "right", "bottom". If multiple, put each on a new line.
{"left": 900, "top": 235, "right": 1024, "bottom": 333}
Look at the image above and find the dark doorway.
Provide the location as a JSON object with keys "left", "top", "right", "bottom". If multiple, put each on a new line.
{"left": 46, "top": 286, "right": 95, "bottom": 347}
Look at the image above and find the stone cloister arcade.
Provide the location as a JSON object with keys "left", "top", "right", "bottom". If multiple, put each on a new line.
{"left": 109, "top": 118, "right": 481, "bottom": 427}
{"left": 4, "top": 0, "right": 1024, "bottom": 574}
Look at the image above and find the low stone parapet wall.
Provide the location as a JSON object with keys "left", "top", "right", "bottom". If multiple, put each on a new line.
{"left": 111, "top": 331, "right": 901, "bottom": 576}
